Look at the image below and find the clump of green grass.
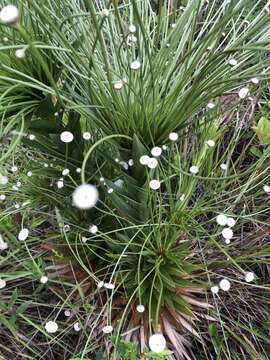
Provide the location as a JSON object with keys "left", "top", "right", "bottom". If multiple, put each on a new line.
{"left": 1, "top": 0, "right": 270, "bottom": 359}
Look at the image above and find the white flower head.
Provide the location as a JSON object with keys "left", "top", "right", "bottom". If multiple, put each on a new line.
{"left": 238, "top": 87, "right": 249, "bottom": 99}
{"left": 89, "top": 225, "right": 98, "bottom": 234}
{"left": 11, "top": 166, "right": 18, "bottom": 173}
{"left": 151, "top": 147, "right": 162, "bottom": 157}
{"left": 76, "top": 168, "right": 81, "bottom": 173}
{"left": 27, "top": 171, "right": 32, "bottom": 177}
{"left": 107, "top": 188, "right": 114, "bottom": 194}
{"left": 72, "top": 184, "right": 99, "bottom": 209}
{"left": 0, "top": 236, "right": 8, "bottom": 250}
{"left": 219, "top": 278, "right": 231, "bottom": 291}
{"left": 0, "top": 175, "right": 8, "bottom": 185}
{"left": 227, "top": 217, "right": 236, "bottom": 227}
{"left": 62, "top": 169, "right": 69, "bottom": 176}
{"left": 190, "top": 165, "right": 199, "bottom": 174}
{"left": 251, "top": 77, "right": 259, "bottom": 84}
{"left": 147, "top": 158, "right": 158, "bottom": 169}
{"left": 57, "top": 180, "right": 64, "bottom": 189}
{"left": 169, "top": 132, "right": 178, "bottom": 141}
{"left": 102, "top": 325, "right": 113, "bottom": 334}
{"left": 74, "top": 322, "right": 81, "bottom": 331}
{"left": 211, "top": 285, "right": 219, "bottom": 294}
{"left": 0, "top": 194, "right": 6, "bottom": 201}
{"left": 128, "top": 159, "right": 134, "bottom": 166}
{"left": 60, "top": 131, "right": 74, "bottom": 143}
{"left": 45, "top": 321, "right": 58, "bottom": 334}
{"left": 245, "top": 272, "right": 255, "bottom": 283}
{"left": 216, "top": 214, "right": 228, "bottom": 226}
{"left": 0, "top": 278, "right": 6, "bottom": 289}
{"left": 130, "top": 60, "right": 141, "bottom": 70}
{"left": 99, "top": 177, "right": 105, "bottom": 183}
{"left": 128, "top": 24, "right": 136, "bottom": 33}
{"left": 139, "top": 155, "right": 150, "bottom": 166}
{"left": 136, "top": 305, "right": 145, "bottom": 313}
{"left": 222, "top": 227, "right": 233, "bottom": 240}
{"left": 40, "top": 276, "right": 48, "bottom": 284}
{"left": 207, "top": 102, "right": 215, "bottom": 109}
{"left": 18, "top": 228, "right": 29, "bottom": 241}
{"left": 263, "top": 185, "right": 270, "bottom": 194}
{"left": 149, "top": 334, "right": 166, "bottom": 353}
{"left": 64, "top": 309, "right": 71, "bottom": 317}
{"left": 220, "top": 163, "right": 227, "bottom": 171}
{"left": 97, "top": 281, "right": 104, "bottom": 289}
{"left": 206, "top": 140, "right": 215, "bottom": 147}
{"left": 83, "top": 132, "right": 91, "bottom": 140}
{"left": 149, "top": 179, "right": 160, "bottom": 190}
{"left": 0, "top": 5, "right": 19, "bottom": 25}
{"left": 228, "top": 58, "right": 237, "bottom": 66}
{"left": 29, "top": 134, "right": 35, "bottom": 140}
{"left": 15, "top": 48, "right": 25, "bottom": 59}
{"left": 104, "top": 283, "right": 115, "bottom": 290}
{"left": 114, "top": 80, "right": 124, "bottom": 90}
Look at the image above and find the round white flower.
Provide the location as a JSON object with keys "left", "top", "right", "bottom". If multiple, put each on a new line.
{"left": 151, "top": 147, "right": 162, "bottom": 157}
{"left": 227, "top": 217, "right": 236, "bottom": 227}
{"left": 251, "top": 77, "right": 259, "bottom": 84}
{"left": 115, "top": 158, "right": 119, "bottom": 163}
{"left": 0, "top": 5, "right": 19, "bottom": 25}
{"left": 228, "top": 58, "right": 237, "bottom": 66}
{"left": 0, "top": 241, "right": 8, "bottom": 251}
{"left": 64, "top": 309, "right": 71, "bottom": 317}
{"left": 222, "top": 227, "right": 233, "bottom": 240}
{"left": 238, "top": 87, "right": 249, "bottom": 99}
{"left": 11, "top": 166, "right": 18, "bottom": 173}
{"left": 99, "top": 177, "right": 105, "bottom": 182}
{"left": 245, "top": 272, "right": 255, "bottom": 283}
{"left": 128, "top": 24, "right": 136, "bottom": 33}
{"left": 60, "top": 131, "right": 74, "bottom": 143}
{"left": 44, "top": 163, "right": 48, "bottom": 168}
{"left": 128, "top": 159, "right": 134, "bottom": 166}
{"left": 219, "top": 278, "right": 231, "bottom": 291}
{"left": 207, "top": 102, "right": 215, "bottom": 109}
{"left": 220, "top": 163, "right": 227, "bottom": 170}
{"left": 128, "top": 34, "right": 137, "bottom": 43}
{"left": 210, "top": 286, "right": 219, "bottom": 294}
{"left": 139, "top": 155, "right": 150, "bottom": 166}
{"left": 15, "top": 48, "right": 25, "bottom": 59}
{"left": 0, "top": 194, "right": 6, "bottom": 200}
{"left": 0, "top": 279, "right": 6, "bottom": 289}
{"left": 130, "top": 60, "right": 141, "bottom": 70}
{"left": 0, "top": 176, "right": 8, "bottom": 185}
{"left": 83, "top": 132, "right": 91, "bottom": 140}
{"left": 206, "top": 140, "right": 215, "bottom": 147}
{"left": 263, "top": 185, "right": 270, "bottom": 194}
{"left": 114, "top": 81, "right": 124, "bottom": 90}
{"left": 76, "top": 168, "right": 81, "bottom": 173}
{"left": 107, "top": 188, "right": 114, "bottom": 194}
{"left": 72, "top": 184, "right": 99, "bottom": 209}
{"left": 89, "top": 225, "right": 98, "bottom": 234}
{"left": 40, "top": 276, "right": 48, "bottom": 284}
{"left": 101, "top": 9, "right": 109, "bottom": 17}
{"left": 102, "top": 325, "right": 113, "bottom": 334}
{"left": 29, "top": 134, "right": 35, "bottom": 140}
{"left": 74, "top": 322, "right": 81, "bottom": 331}
{"left": 149, "top": 334, "right": 166, "bottom": 353}
{"left": 27, "top": 171, "right": 32, "bottom": 177}
{"left": 149, "top": 179, "right": 160, "bottom": 190}
{"left": 57, "top": 179, "right": 64, "bottom": 189}
{"left": 62, "top": 169, "right": 69, "bottom": 176}
{"left": 162, "top": 145, "right": 167, "bottom": 150}
{"left": 18, "top": 228, "right": 29, "bottom": 241}
{"left": 136, "top": 305, "right": 145, "bottom": 313}
{"left": 216, "top": 214, "right": 227, "bottom": 226}
{"left": 147, "top": 158, "right": 158, "bottom": 169}
{"left": 63, "top": 224, "right": 70, "bottom": 231}
{"left": 169, "top": 132, "right": 178, "bottom": 141}
{"left": 45, "top": 321, "right": 58, "bottom": 333}
{"left": 97, "top": 281, "right": 104, "bottom": 289}
{"left": 104, "top": 283, "right": 115, "bottom": 290}
{"left": 225, "top": 239, "right": 231, "bottom": 245}
{"left": 190, "top": 165, "right": 199, "bottom": 174}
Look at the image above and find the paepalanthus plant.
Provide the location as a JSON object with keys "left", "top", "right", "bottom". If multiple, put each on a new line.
{"left": 1, "top": 0, "right": 270, "bottom": 359}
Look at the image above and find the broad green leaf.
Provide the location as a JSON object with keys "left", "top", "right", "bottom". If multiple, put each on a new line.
{"left": 252, "top": 117, "right": 270, "bottom": 145}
